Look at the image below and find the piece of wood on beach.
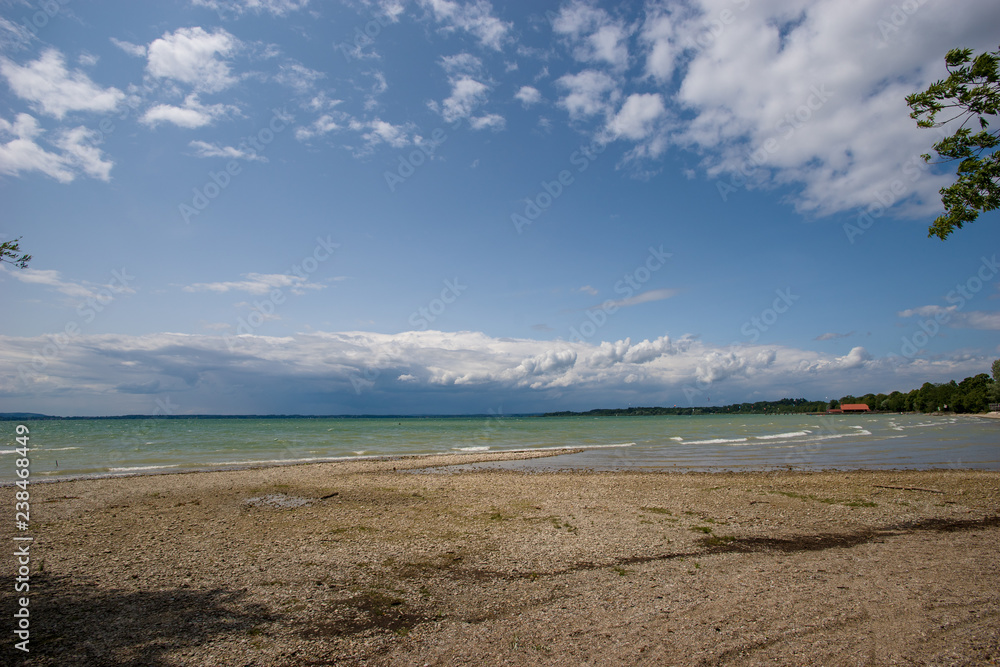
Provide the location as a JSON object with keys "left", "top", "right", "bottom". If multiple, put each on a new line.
{"left": 873, "top": 484, "right": 945, "bottom": 494}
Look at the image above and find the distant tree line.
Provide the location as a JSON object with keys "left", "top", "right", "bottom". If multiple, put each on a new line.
{"left": 837, "top": 366, "right": 999, "bottom": 414}
{"left": 546, "top": 362, "right": 1000, "bottom": 417}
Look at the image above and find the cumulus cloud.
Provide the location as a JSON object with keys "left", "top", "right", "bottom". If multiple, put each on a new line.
{"left": 552, "top": 0, "right": 630, "bottom": 70}
{"left": 145, "top": 27, "right": 239, "bottom": 93}
{"left": 515, "top": 85, "right": 542, "bottom": 106}
{"left": 556, "top": 69, "right": 620, "bottom": 120}
{"left": 348, "top": 118, "right": 414, "bottom": 148}
{"left": 4, "top": 328, "right": 986, "bottom": 416}
{"left": 295, "top": 114, "right": 340, "bottom": 141}
{"left": 650, "top": 0, "right": 1000, "bottom": 217}
{"left": 469, "top": 113, "right": 504, "bottom": 131}
{"left": 141, "top": 94, "right": 236, "bottom": 129}
{"left": 419, "top": 0, "right": 511, "bottom": 51}
{"left": 0, "top": 113, "right": 113, "bottom": 182}
{"left": 432, "top": 76, "right": 490, "bottom": 124}
{"left": 0, "top": 49, "right": 125, "bottom": 118}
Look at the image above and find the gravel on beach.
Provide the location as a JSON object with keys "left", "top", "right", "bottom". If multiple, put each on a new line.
{"left": 4, "top": 450, "right": 999, "bottom": 666}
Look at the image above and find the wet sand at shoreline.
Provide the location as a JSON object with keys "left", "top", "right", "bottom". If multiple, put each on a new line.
{"left": 4, "top": 450, "right": 999, "bottom": 665}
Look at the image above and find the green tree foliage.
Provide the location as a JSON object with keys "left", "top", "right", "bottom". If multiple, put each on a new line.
{"left": 906, "top": 45, "right": 1000, "bottom": 239}
{"left": 991, "top": 358, "right": 1000, "bottom": 404}
{"left": 0, "top": 237, "right": 31, "bottom": 269}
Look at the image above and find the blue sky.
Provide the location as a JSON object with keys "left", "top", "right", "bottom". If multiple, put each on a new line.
{"left": 1, "top": 0, "right": 999, "bottom": 416}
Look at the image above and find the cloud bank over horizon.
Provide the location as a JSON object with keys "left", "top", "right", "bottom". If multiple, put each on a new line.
{"left": 2, "top": 329, "right": 991, "bottom": 416}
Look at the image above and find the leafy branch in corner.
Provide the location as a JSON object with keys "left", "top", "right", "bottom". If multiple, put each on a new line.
{"left": 0, "top": 237, "right": 31, "bottom": 269}
{"left": 906, "top": 45, "right": 1000, "bottom": 240}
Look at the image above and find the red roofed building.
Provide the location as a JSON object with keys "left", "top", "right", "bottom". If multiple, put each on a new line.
{"left": 840, "top": 403, "right": 871, "bottom": 413}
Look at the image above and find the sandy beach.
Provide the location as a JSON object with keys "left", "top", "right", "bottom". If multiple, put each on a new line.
{"left": 4, "top": 451, "right": 999, "bottom": 666}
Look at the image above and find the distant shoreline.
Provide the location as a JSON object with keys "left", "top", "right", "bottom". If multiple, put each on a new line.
{"left": 3, "top": 410, "right": 994, "bottom": 420}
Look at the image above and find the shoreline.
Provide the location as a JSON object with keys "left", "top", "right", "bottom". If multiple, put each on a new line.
{"left": 7, "top": 447, "right": 587, "bottom": 486}
{"left": 4, "top": 460, "right": 999, "bottom": 665}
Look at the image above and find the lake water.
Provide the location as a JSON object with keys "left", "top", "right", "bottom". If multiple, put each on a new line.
{"left": 2, "top": 413, "right": 998, "bottom": 483}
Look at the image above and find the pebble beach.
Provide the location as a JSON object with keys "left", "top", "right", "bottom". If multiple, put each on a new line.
{"left": 4, "top": 449, "right": 999, "bottom": 665}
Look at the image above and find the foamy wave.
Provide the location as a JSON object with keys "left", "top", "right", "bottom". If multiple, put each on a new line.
{"left": 669, "top": 437, "right": 683, "bottom": 441}
{"left": 108, "top": 464, "right": 180, "bottom": 472}
{"left": 754, "top": 430, "right": 811, "bottom": 441}
{"left": 455, "top": 446, "right": 490, "bottom": 452}
{"left": 685, "top": 437, "right": 749, "bottom": 445}
{"left": 47, "top": 446, "right": 81, "bottom": 451}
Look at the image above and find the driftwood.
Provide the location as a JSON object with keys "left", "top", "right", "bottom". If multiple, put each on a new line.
{"left": 873, "top": 484, "right": 944, "bottom": 494}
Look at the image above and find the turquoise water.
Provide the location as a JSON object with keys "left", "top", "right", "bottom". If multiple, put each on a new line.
{"left": 1, "top": 413, "right": 998, "bottom": 482}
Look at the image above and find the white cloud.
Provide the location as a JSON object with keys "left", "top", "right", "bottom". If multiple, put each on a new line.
{"left": 440, "top": 53, "right": 483, "bottom": 77}
{"left": 898, "top": 305, "right": 957, "bottom": 319}
{"left": 295, "top": 114, "right": 340, "bottom": 141}
{"left": 274, "top": 62, "right": 324, "bottom": 94}
{"left": 141, "top": 94, "right": 235, "bottom": 129}
{"left": 469, "top": 113, "right": 504, "bottom": 131}
{"left": 110, "top": 38, "right": 147, "bottom": 58}
{"left": 2, "top": 329, "right": 990, "bottom": 415}
{"left": 515, "top": 85, "right": 542, "bottom": 106}
{"left": 189, "top": 139, "right": 267, "bottom": 161}
{"left": 419, "top": 0, "right": 511, "bottom": 50}
{"left": 182, "top": 272, "right": 324, "bottom": 295}
{"left": 607, "top": 92, "right": 666, "bottom": 140}
{"left": 0, "top": 113, "right": 113, "bottom": 182}
{"left": 602, "top": 287, "right": 678, "bottom": 309}
{"left": 639, "top": 6, "right": 688, "bottom": 83}
{"left": 0, "top": 17, "right": 33, "bottom": 50}
{"left": 433, "top": 76, "right": 489, "bottom": 123}
{"left": 146, "top": 27, "right": 239, "bottom": 93}
{"left": 54, "top": 126, "right": 114, "bottom": 180}
{"left": 552, "top": 0, "right": 630, "bottom": 70}
{"left": 190, "top": 0, "right": 310, "bottom": 15}
{"left": 556, "top": 69, "right": 620, "bottom": 120}
{"left": 0, "top": 49, "right": 125, "bottom": 118}
{"left": 899, "top": 305, "right": 1000, "bottom": 330}
{"left": 2, "top": 266, "right": 134, "bottom": 300}
{"left": 0, "top": 113, "right": 72, "bottom": 182}
{"left": 349, "top": 118, "right": 413, "bottom": 148}
{"left": 656, "top": 0, "right": 1000, "bottom": 217}
{"left": 959, "top": 312, "right": 1000, "bottom": 330}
